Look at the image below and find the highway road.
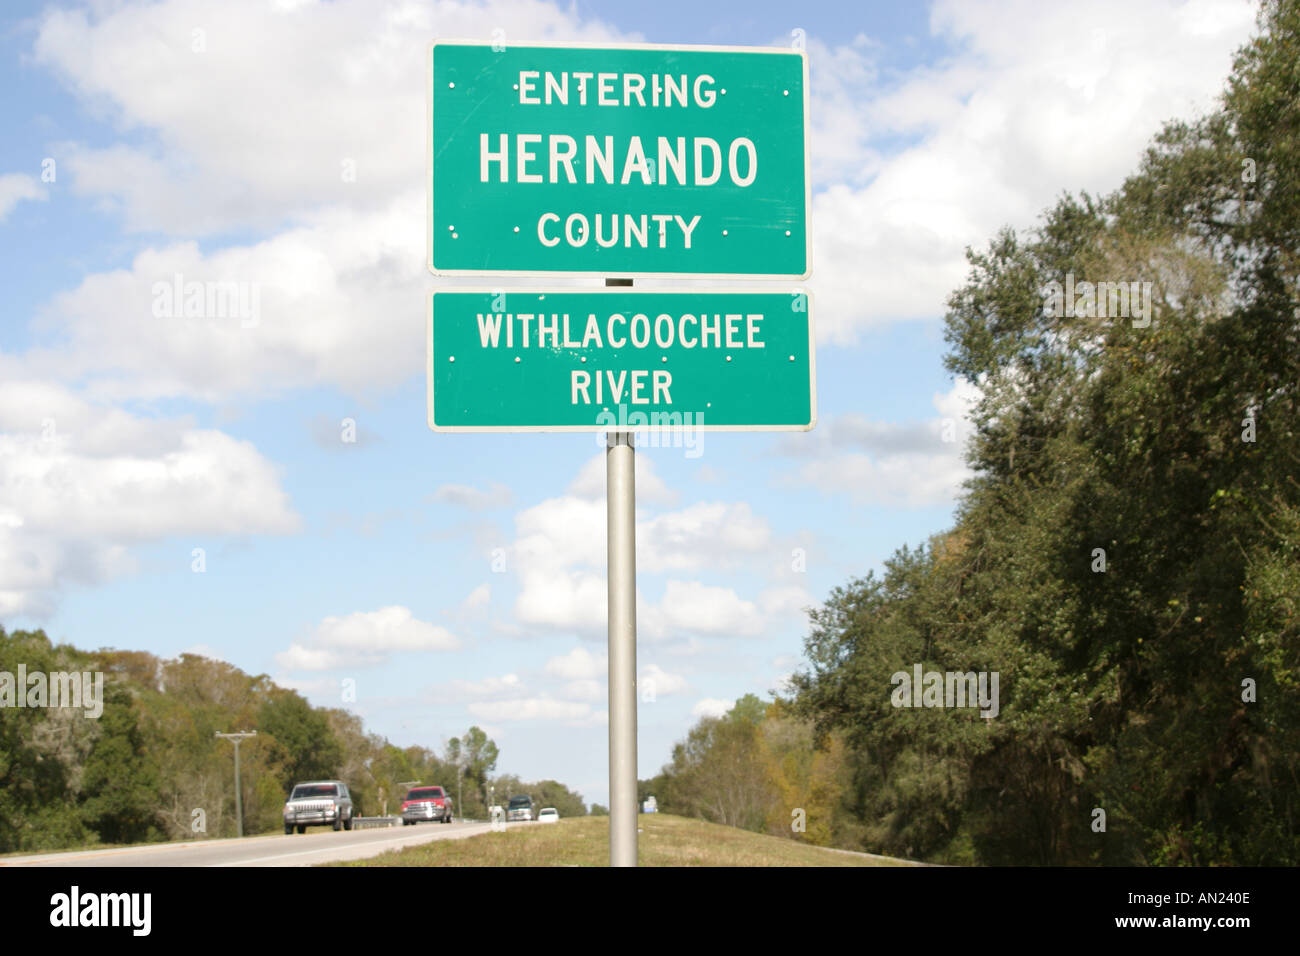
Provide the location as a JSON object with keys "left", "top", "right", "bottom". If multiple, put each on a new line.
{"left": 0, "top": 821, "right": 492, "bottom": 867}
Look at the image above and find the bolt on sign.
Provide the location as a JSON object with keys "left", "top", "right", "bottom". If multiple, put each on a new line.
{"left": 427, "top": 289, "right": 816, "bottom": 431}
{"left": 428, "top": 40, "right": 810, "bottom": 278}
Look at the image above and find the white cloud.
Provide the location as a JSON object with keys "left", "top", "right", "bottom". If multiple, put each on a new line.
{"left": 782, "top": 378, "right": 979, "bottom": 508}
{"left": 447, "top": 673, "right": 523, "bottom": 699}
{"left": 544, "top": 646, "right": 605, "bottom": 681}
{"left": 275, "top": 643, "right": 354, "bottom": 672}
{"left": 640, "top": 663, "right": 687, "bottom": 698}
{"left": 806, "top": 36, "right": 885, "bottom": 187}
{"left": 434, "top": 482, "right": 513, "bottom": 512}
{"left": 0, "top": 376, "right": 299, "bottom": 617}
{"left": 797, "top": 450, "right": 967, "bottom": 509}
{"left": 508, "top": 495, "right": 779, "bottom": 638}
{"left": 692, "top": 697, "right": 732, "bottom": 719}
{"left": 273, "top": 675, "right": 346, "bottom": 699}
{"left": 512, "top": 495, "right": 606, "bottom": 570}
{"left": 317, "top": 605, "right": 460, "bottom": 652}
{"left": 806, "top": 0, "right": 1257, "bottom": 342}
{"left": 514, "top": 565, "right": 608, "bottom": 632}
{"left": 560, "top": 679, "right": 603, "bottom": 702}
{"left": 651, "top": 580, "right": 764, "bottom": 637}
{"left": 0, "top": 174, "right": 47, "bottom": 221}
{"left": 509, "top": 493, "right": 607, "bottom": 631}
{"left": 31, "top": 0, "right": 627, "bottom": 234}
{"left": 511, "top": 491, "right": 774, "bottom": 580}
{"left": 459, "top": 583, "right": 491, "bottom": 613}
{"left": 508, "top": 451, "right": 795, "bottom": 638}
{"left": 468, "top": 696, "right": 594, "bottom": 722}
{"left": 16, "top": 1, "right": 632, "bottom": 404}
{"left": 639, "top": 501, "right": 772, "bottom": 573}
{"left": 758, "top": 586, "right": 815, "bottom": 618}
{"left": 25, "top": 202, "right": 427, "bottom": 402}
{"left": 567, "top": 452, "right": 677, "bottom": 505}
{"left": 277, "top": 605, "right": 460, "bottom": 670}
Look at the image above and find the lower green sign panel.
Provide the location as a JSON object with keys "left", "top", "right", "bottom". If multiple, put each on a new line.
{"left": 428, "top": 289, "right": 815, "bottom": 431}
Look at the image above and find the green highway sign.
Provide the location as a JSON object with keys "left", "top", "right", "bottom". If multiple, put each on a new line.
{"left": 427, "top": 289, "right": 816, "bottom": 431}
{"left": 428, "top": 40, "right": 810, "bottom": 278}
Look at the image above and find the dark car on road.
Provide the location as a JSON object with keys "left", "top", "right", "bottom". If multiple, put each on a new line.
{"left": 507, "top": 794, "right": 534, "bottom": 822}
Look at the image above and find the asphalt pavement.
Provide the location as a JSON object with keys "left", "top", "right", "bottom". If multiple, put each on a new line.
{"left": 0, "top": 820, "right": 492, "bottom": 867}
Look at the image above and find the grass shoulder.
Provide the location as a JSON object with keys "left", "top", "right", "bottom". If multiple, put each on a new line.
{"left": 328, "top": 813, "right": 921, "bottom": 867}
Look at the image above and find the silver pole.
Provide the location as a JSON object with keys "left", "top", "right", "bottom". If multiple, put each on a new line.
{"left": 607, "top": 432, "right": 637, "bottom": 866}
{"left": 605, "top": 275, "right": 638, "bottom": 866}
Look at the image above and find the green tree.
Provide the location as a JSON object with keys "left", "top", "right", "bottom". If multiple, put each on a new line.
{"left": 79, "top": 683, "right": 162, "bottom": 844}
{"left": 0, "top": 629, "right": 96, "bottom": 851}
{"left": 446, "top": 726, "right": 499, "bottom": 817}
{"left": 258, "top": 689, "right": 343, "bottom": 789}
{"left": 533, "top": 779, "right": 587, "bottom": 818}
{"left": 654, "top": 697, "right": 778, "bottom": 832}
{"left": 791, "top": 0, "right": 1299, "bottom": 865}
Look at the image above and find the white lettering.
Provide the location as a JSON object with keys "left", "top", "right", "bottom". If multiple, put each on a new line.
{"left": 538, "top": 212, "right": 560, "bottom": 246}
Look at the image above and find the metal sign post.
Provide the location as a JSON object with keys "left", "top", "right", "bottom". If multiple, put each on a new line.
{"left": 605, "top": 277, "right": 638, "bottom": 867}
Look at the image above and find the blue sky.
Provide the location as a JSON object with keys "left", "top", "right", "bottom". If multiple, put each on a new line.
{"left": 0, "top": 0, "right": 1258, "bottom": 806}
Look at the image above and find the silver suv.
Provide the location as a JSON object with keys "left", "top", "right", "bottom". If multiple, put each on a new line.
{"left": 283, "top": 780, "right": 354, "bottom": 833}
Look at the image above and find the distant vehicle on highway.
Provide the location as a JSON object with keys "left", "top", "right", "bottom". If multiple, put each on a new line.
{"left": 642, "top": 795, "right": 658, "bottom": 813}
{"left": 538, "top": 807, "right": 559, "bottom": 823}
{"left": 507, "top": 794, "right": 534, "bottom": 822}
{"left": 401, "top": 785, "right": 454, "bottom": 825}
{"left": 283, "top": 780, "right": 354, "bottom": 834}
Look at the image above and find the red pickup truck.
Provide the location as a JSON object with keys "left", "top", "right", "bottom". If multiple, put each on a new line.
{"left": 401, "top": 785, "right": 454, "bottom": 825}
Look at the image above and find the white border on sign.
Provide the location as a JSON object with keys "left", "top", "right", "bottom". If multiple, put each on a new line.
{"left": 425, "top": 286, "right": 817, "bottom": 433}
{"left": 426, "top": 38, "right": 813, "bottom": 281}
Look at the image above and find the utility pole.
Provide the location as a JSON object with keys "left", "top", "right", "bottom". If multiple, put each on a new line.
{"left": 214, "top": 731, "right": 257, "bottom": 838}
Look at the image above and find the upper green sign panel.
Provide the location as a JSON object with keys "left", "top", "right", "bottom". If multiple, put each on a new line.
{"left": 428, "top": 41, "right": 810, "bottom": 278}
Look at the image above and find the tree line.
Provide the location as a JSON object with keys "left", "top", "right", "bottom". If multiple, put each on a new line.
{"left": 0, "top": 627, "right": 587, "bottom": 852}
{"left": 645, "top": 0, "right": 1299, "bottom": 865}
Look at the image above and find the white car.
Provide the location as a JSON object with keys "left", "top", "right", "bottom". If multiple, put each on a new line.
{"left": 537, "top": 807, "right": 559, "bottom": 823}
